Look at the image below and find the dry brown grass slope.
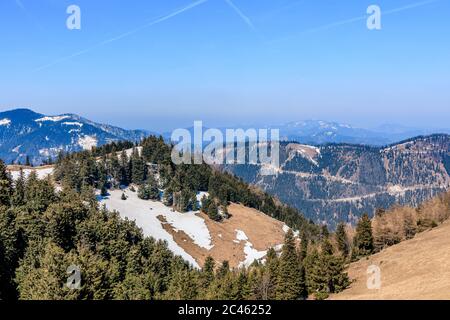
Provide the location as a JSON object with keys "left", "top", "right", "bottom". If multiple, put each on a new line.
{"left": 332, "top": 219, "right": 450, "bottom": 300}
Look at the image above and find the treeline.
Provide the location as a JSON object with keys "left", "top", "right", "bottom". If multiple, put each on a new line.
{"left": 332, "top": 190, "right": 450, "bottom": 262}
{"left": 0, "top": 159, "right": 349, "bottom": 300}
{"left": 53, "top": 136, "right": 320, "bottom": 237}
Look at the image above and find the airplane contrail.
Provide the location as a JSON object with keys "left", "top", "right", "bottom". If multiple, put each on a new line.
{"left": 224, "top": 0, "right": 257, "bottom": 32}
{"left": 14, "top": 0, "right": 44, "bottom": 30}
{"left": 15, "top": 0, "right": 25, "bottom": 10}
{"left": 269, "top": 0, "right": 442, "bottom": 45}
{"left": 33, "top": 0, "right": 209, "bottom": 72}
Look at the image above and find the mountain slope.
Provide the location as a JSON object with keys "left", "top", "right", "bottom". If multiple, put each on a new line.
{"left": 99, "top": 188, "right": 287, "bottom": 268}
{"left": 331, "top": 219, "right": 450, "bottom": 300}
{"left": 224, "top": 134, "right": 450, "bottom": 228}
{"left": 6, "top": 163, "right": 289, "bottom": 269}
{"left": 0, "top": 108, "right": 151, "bottom": 164}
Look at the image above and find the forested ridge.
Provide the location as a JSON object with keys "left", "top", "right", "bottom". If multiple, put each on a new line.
{"left": 0, "top": 136, "right": 353, "bottom": 300}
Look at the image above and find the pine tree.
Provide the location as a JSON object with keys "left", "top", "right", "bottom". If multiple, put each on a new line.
{"left": 119, "top": 150, "right": 129, "bottom": 186}
{"left": 298, "top": 232, "right": 308, "bottom": 262}
{"left": 100, "top": 183, "right": 108, "bottom": 197}
{"left": 276, "top": 229, "right": 306, "bottom": 300}
{"left": 15, "top": 241, "right": 78, "bottom": 300}
{"left": 137, "top": 179, "right": 159, "bottom": 201}
{"left": 335, "top": 222, "right": 349, "bottom": 257}
{"left": 11, "top": 169, "right": 25, "bottom": 207}
{"left": 262, "top": 247, "right": 278, "bottom": 299}
{"left": 131, "top": 148, "right": 146, "bottom": 184}
{"left": 0, "top": 160, "right": 12, "bottom": 206}
{"left": 201, "top": 256, "right": 215, "bottom": 289}
{"left": 217, "top": 261, "right": 230, "bottom": 279}
{"left": 207, "top": 201, "right": 221, "bottom": 221}
{"left": 162, "top": 187, "right": 173, "bottom": 206}
{"left": 353, "top": 213, "right": 374, "bottom": 258}
{"left": 231, "top": 270, "right": 251, "bottom": 300}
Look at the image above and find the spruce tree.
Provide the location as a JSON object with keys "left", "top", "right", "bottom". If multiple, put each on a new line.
{"left": 263, "top": 247, "right": 278, "bottom": 299}
{"left": 207, "top": 201, "right": 221, "bottom": 221}
{"left": 354, "top": 213, "right": 374, "bottom": 258}
{"left": 137, "top": 179, "right": 159, "bottom": 201}
{"left": 0, "top": 160, "right": 12, "bottom": 206}
{"left": 335, "top": 222, "right": 349, "bottom": 257}
{"left": 11, "top": 169, "right": 25, "bottom": 207}
{"left": 119, "top": 150, "right": 129, "bottom": 186}
{"left": 131, "top": 148, "right": 146, "bottom": 184}
{"left": 162, "top": 187, "right": 173, "bottom": 206}
{"left": 276, "top": 229, "right": 306, "bottom": 300}
{"left": 201, "top": 256, "right": 215, "bottom": 289}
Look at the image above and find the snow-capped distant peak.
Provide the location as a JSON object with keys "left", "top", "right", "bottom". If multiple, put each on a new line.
{"left": 0, "top": 108, "right": 149, "bottom": 165}
{"left": 0, "top": 118, "right": 11, "bottom": 126}
{"left": 35, "top": 115, "right": 70, "bottom": 122}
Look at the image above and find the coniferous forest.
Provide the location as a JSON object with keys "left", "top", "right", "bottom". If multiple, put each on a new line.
{"left": 0, "top": 136, "right": 355, "bottom": 300}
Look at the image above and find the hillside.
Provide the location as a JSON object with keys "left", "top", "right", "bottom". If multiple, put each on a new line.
{"left": 332, "top": 219, "right": 450, "bottom": 300}
{"left": 99, "top": 188, "right": 287, "bottom": 268}
{"left": 224, "top": 134, "right": 450, "bottom": 228}
{"left": 6, "top": 165, "right": 287, "bottom": 269}
{"left": 0, "top": 108, "right": 151, "bottom": 165}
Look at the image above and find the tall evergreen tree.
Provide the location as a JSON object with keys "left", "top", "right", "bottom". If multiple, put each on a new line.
{"left": 11, "top": 169, "right": 25, "bottom": 207}
{"left": 131, "top": 148, "right": 146, "bottom": 184}
{"left": 276, "top": 230, "right": 306, "bottom": 300}
{"left": 335, "top": 222, "right": 349, "bottom": 257}
{"left": 119, "top": 150, "right": 130, "bottom": 186}
{"left": 353, "top": 213, "right": 374, "bottom": 258}
{"left": 0, "top": 160, "right": 12, "bottom": 206}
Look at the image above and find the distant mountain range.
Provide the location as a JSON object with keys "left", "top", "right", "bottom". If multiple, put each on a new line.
{"left": 270, "top": 120, "right": 450, "bottom": 146}
{"left": 224, "top": 134, "right": 450, "bottom": 228}
{"left": 1, "top": 107, "right": 449, "bottom": 167}
{"left": 1, "top": 108, "right": 449, "bottom": 229}
{"left": 0, "top": 108, "right": 152, "bottom": 164}
{"left": 162, "top": 120, "right": 450, "bottom": 146}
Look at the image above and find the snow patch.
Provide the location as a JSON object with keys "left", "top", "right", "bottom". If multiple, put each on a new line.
{"left": 63, "top": 121, "right": 83, "bottom": 127}
{"left": 196, "top": 191, "right": 209, "bottom": 207}
{"left": 282, "top": 224, "right": 299, "bottom": 237}
{"left": 8, "top": 167, "right": 54, "bottom": 180}
{"left": 78, "top": 135, "right": 97, "bottom": 150}
{"left": 99, "top": 189, "right": 216, "bottom": 268}
{"left": 35, "top": 115, "right": 70, "bottom": 122}
{"left": 12, "top": 145, "right": 21, "bottom": 153}
{"left": 235, "top": 229, "right": 267, "bottom": 267}
{"left": 235, "top": 229, "right": 249, "bottom": 241}
{"left": 0, "top": 118, "right": 11, "bottom": 126}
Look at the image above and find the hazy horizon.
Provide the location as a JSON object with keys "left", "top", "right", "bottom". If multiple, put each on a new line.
{"left": 1, "top": 106, "right": 450, "bottom": 134}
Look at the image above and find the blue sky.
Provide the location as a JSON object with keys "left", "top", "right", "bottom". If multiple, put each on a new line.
{"left": 0, "top": 0, "right": 449, "bottom": 131}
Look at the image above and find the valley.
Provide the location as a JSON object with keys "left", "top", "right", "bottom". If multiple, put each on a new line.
{"left": 225, "top": 134, "right": 450, "bottom": 228}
